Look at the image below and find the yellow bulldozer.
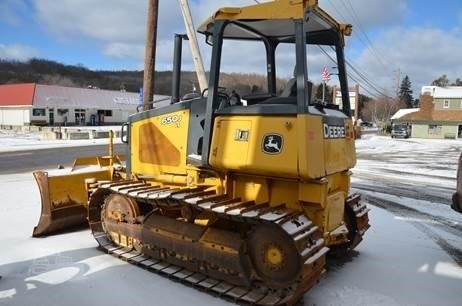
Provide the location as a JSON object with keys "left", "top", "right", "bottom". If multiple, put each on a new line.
{"left": 32, "top": 0, "right": 370, "bottom": 304}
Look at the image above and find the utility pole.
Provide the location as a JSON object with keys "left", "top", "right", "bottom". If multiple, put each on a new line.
{"left": 142, "top": 0, "right": 159, "bottom": 111}
{"left": 394, "top": 68, "right": 401, "bottom": 97}
{"left": 178, "top": 0, "right": 208, "bottom": 92}
{"left": 332, "top": 85, "right": 337, "bottom": 105}
{"left": 354, "top": 83, "right": 359, "bottom": 122}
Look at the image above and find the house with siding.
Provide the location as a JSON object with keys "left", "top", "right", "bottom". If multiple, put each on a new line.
{"left": 394, "top": 86, "right": 462, "bottom": 139}
{"left": 0, "top": 83, "right": 168, "bottom": 127}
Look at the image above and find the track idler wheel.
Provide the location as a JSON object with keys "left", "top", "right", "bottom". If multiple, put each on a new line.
{"left": 102, "top": 193, "right": 141, "bottom": 248}
{"left": 103, "top": 193, "right": 140, "bottom": 223}
{"left": 248, "top": 224, "right": 301, "bottom": 289}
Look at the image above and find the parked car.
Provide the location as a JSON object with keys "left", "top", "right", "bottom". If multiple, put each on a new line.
{"left": 360, "top": 121, "right": 375, "bottom": 128}
{"left": 391, "top": 124, "right": 410, "bottom": 138}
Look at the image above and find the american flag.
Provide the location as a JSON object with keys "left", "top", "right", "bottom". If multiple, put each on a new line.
{"left": 321, "top": 66, "right": 331, "bottom": 82}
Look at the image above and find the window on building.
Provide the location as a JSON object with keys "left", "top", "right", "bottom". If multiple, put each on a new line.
{"left": 428, "top": 124, "right": 442, "bottom": 135}
{"left": 443, "top": 100, "right": 449, "bottom": 108}
{"left": 104, "top": 110, "right": 113, "bottom": 117}
{"left": 75, "top": 109, "right": 86, "bottom": 125}
{"left": 32, "top": 108, "right": 46, "bottom": 116}
{"left": 57, "top": 108, "right": 69, "bottom": 115}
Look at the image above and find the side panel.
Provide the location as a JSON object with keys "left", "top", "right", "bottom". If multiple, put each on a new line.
{"left": 210, "top": 113, "right": 356, "bottom": 179}
{"left": 298, "top": 114, "right": 356, "bottom": 179}
{"left": 209, "top": 115, "right": 299, "bottom": 177}
{"left": 323, "top": 118, "right": 356, "bottom": 174}
{"left": 130, "top": 109, "right": 190, "bottom": 176}
{"left": 298, "top": 114, "right": 326, "bottom": 179}
{"left": 211, "top": 119, "right": 252, "bottom": 169}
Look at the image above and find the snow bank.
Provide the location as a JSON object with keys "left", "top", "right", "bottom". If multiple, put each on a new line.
{"left": 0, "top": 128, "right": 121, "bottom": 153}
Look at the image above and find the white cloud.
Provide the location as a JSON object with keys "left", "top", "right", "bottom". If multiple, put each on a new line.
{"left": 319, "top": 0, "right": 407, "bottom": 28}
{"left": 34, "top": 0, "right": 147, "bottom": 43}
{"left": 31, "top": 0, "right": 255, "bottom": 63}
{"left": 103, "top": 43, "right": 144, "bottom": 59}
{"left": 0, "top": 44, "right": 38, "bottom": 61}
{"left": 354, "top": 25, "right": 462, "bottom": 97}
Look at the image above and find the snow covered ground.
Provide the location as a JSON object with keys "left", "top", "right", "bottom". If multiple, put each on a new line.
{"left": 0, "top": 127, "right": 122, "bottom": 152}
{"left": 1, "top": 133, "right": 462, "bottom": 305}
{"left": 354, "top": 135, "right": 462, "bottom": 228}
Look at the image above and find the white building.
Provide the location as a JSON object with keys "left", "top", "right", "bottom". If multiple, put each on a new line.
{"left": 421, "top": 85, "right": 462, "bottom": 98}
{"left": 332, "top": 84, "right": 359, "bottom": 120}
{"left": 392, "top": 86, "right": 462, "bottom": 139}
{"left": 0, "top": 83, "right": 168, "bottom": 127}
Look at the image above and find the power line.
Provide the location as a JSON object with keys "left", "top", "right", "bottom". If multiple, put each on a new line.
{"left": 326, "top": 0, "right": 349, "bottom": 22}
{"left": 344, "top": 55, "right": 388, "bottom": 93}
{"left": 347, "top": 73, "right": 384, "bottom": 98}
{"left": 328, "top": 0, "right": 392, "bottom": 72}
{"left": 251, "top": 0, "right": 392, "bottom": 99}
{"left": 326, "top": 46, "right": 390, "bottom": 97}
{"left": 342, "top": 0, "right": 391, "bottom": 68}
{"left": 317, "top": 45, "right": 391, "bottom": 99}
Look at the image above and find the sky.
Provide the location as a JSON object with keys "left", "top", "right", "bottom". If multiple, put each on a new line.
{"left": 1, "top": 0, "right": 462, "bottom": 98}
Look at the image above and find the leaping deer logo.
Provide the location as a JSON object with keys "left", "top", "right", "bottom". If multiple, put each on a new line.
{"left": 262, "top": 134, "right": 283, "bottom": 154}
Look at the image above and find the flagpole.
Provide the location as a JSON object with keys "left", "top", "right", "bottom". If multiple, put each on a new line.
{"left": 321, "top": 66, "right": 330, "bottom": 104}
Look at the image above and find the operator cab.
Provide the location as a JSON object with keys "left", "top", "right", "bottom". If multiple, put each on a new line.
{"left": 129, "top": 1, "right": 355, "bottom": 171}
{"left": 197, "top": 2, "right": 352, "bottom": 118}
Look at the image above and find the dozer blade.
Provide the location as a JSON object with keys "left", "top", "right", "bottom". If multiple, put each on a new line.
{"left": 32, "top": 155, "right": 122, "bottom": 237}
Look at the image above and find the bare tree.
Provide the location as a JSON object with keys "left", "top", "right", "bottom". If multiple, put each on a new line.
{"left": 361, "top": 96, "right": 404, "bottom": 122}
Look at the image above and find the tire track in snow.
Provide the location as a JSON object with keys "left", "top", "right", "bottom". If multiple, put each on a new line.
{"left": 363, "top": 194, "right": 462, "bottom": 266}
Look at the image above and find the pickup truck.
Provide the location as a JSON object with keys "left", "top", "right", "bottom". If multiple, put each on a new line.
{"left": 391, "top": 124, "right": 410, "bottom": 138}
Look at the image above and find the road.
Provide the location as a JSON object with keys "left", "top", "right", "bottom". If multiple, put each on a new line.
{"left": 0, "top": 144, "right": 126, "bottom": 174}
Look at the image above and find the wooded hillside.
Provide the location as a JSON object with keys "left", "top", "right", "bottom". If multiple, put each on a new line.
{"left": 0, "top": 58, "right": 275, "bottom": 97}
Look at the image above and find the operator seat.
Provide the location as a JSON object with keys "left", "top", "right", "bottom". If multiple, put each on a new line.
{"left": 259, "top": 78, "right": 298, "bottom": 104}
{"left": 280, "top": 78, "right": 297, "bottom": 97}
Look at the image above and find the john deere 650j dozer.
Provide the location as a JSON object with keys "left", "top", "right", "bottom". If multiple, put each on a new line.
{"left": 33, "top": 0, "right": 369, "bottom": 303}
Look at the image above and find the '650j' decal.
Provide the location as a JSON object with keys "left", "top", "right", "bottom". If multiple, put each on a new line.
{"left": 161, "top": 115, "right": 182, "bottom": 126}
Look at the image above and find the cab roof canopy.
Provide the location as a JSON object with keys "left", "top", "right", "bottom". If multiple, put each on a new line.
{"left": 197, "top": 0, "right": 351, "bottom": 46}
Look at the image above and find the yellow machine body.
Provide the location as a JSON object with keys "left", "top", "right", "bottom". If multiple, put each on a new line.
{"left": 129, "top": 108, "right": 357, "bottom": 246}
{"left": 130, "top": 109, "right": 190, "bottom": 177}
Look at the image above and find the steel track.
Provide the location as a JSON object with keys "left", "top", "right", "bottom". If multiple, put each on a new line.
{"left": 88, "top": 180, "right": 330, "bottom": 305}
